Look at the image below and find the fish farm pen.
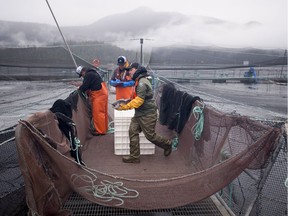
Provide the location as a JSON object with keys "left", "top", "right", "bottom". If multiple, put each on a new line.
{"left": 0, "top": 0, "right": 287, "bottom": 209}
{"left": 1, "top": 121, "right": 287, "bottom": 216}
{"left": 0, "top": 45, "right": 287, "bottom": 214}
{"left": 0, "top": 125, "right": 279, "bottom": 215}
{"left": 0, "top": 65, "right": 287, "bottom": 215}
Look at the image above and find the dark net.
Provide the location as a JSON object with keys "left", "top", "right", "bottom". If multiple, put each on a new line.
{"left": 13, "top": 84, "right": 284, "bottom": 215}
{"left": 219, "top": 122, "right": 287, "bottom": 216}
{"left": 0, "top": 127, "right": 28, "bottom": 216}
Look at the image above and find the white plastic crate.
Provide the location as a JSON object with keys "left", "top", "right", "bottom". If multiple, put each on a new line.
{"left": 114, "top": 109, "right": 155, "bottom": 155}
{"left": 114, "top": 109, "right": 135, "bottom": 118}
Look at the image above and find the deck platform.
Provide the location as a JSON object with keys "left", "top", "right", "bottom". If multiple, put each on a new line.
{"left": 63, "top": 192, "right": 233, "bottom": 215}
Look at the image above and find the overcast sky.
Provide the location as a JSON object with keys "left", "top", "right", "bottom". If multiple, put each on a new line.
{"left": 0, "top": 0, "right": 287, "bottom": 49}
{"left": 1, "top": 0, "right": 286, "bottom": 26}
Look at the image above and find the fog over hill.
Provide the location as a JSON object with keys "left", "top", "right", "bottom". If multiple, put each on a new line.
{"left": 0, "top": 7, "right": 285, "bottom": 50}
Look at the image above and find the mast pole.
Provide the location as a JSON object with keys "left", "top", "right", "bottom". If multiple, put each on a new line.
{"left": 140, "top": 38, "right": 143, "bottom": 65}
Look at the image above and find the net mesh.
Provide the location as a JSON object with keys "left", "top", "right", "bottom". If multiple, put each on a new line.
{"left": 0, "top": 128, "right": 27, "bottom": 216}
{"left": 12, "top": 83, "right": 285, "bottom": 215}
{"left": 220, "top": 128, "right": 287, "bottom": 216}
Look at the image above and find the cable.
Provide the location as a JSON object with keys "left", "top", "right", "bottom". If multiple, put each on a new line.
{"left": 45, "top": 0, "right": 77, "bottom": 68}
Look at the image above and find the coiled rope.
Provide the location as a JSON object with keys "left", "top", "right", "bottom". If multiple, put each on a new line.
{"left": 71, "top": 167, "right": 139, "bottom": 206}
{"left": 191, "top": 104, "right": 205, "bottom": 140}
{"left": 69, "top": 131, "right": 82, "bottom": 164}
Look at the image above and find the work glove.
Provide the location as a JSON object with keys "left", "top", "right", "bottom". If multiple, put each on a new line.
{"left": 110, "top": 79, "right": 123, "bottom": 87}
{"left": 122, "top": 80, "right": 135, "bottom": 87}
{"left": 117, "top": 96, "right": 144, "bottom": 110}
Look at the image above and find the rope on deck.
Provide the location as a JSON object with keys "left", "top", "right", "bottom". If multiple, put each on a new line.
{"left": 71, "top": 167, "right": 139, "bottom": 207}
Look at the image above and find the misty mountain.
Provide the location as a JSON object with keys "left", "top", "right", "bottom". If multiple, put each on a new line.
{"left": 0, "top": 21, "right": 59, "bottom": 47}
{"left": 0, "top": 7, "right": 264, "bottom": 49}
{"left": 85, "top": 7, "right": 187, "bottom": 38}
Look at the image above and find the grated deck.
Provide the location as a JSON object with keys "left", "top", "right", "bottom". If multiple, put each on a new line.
{"left": 63, "top": 192, "right": 229, "bottom": 216}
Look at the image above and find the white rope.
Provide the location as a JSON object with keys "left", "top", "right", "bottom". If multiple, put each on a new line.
{"left": 0, "top": 137, "right": 15, "bottom": 147}
{"left": 71, "top": 167, "right": 139, "bottom": 206}
{"left": 0, "top": 114, "right": 25, "bottom": 118}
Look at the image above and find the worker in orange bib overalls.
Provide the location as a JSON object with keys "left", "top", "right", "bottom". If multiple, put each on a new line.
{"left": 110, "top": 56, "right": 134, "bottom": 100}
{"left": 76, "top": 66, "right": 108, "bottom": 135}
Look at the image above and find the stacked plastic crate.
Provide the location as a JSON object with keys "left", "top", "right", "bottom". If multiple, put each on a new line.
{"left": 114, "top": 109, "right": 155, "bottom": 155}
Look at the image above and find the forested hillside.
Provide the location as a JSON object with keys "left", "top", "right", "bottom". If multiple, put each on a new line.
{"left": 0, "top": 42, "right": 286, "bottom": 69}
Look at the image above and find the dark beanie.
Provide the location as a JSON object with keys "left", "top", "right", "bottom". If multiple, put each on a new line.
{"left": 132, "top": 66, "right": 147, "bottom": 81}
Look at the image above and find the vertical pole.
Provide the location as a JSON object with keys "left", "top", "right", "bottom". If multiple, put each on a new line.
{"left": 140, "top": 38, "right": 143, "bottom": 65}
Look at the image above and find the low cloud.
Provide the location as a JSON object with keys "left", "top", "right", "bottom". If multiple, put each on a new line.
{"left": 0, "top": 8, "right": 286, "bottom": 50}
{"left": 114, "top": 15, "right": 286, "bottom": 50}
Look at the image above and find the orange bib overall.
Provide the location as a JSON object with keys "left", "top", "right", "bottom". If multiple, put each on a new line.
{"left": 116, "top": 86, "right": 133, "bottom": 100}
{"left": 89, "top": 82, "right": 108, "bottom": 134}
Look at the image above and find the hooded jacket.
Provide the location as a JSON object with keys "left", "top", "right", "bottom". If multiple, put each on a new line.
{"left": 132, "top": 73, "right": 156, "bottom": 117}
{"left": 79, "top": 68, "right": 102, "bottom": 92}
